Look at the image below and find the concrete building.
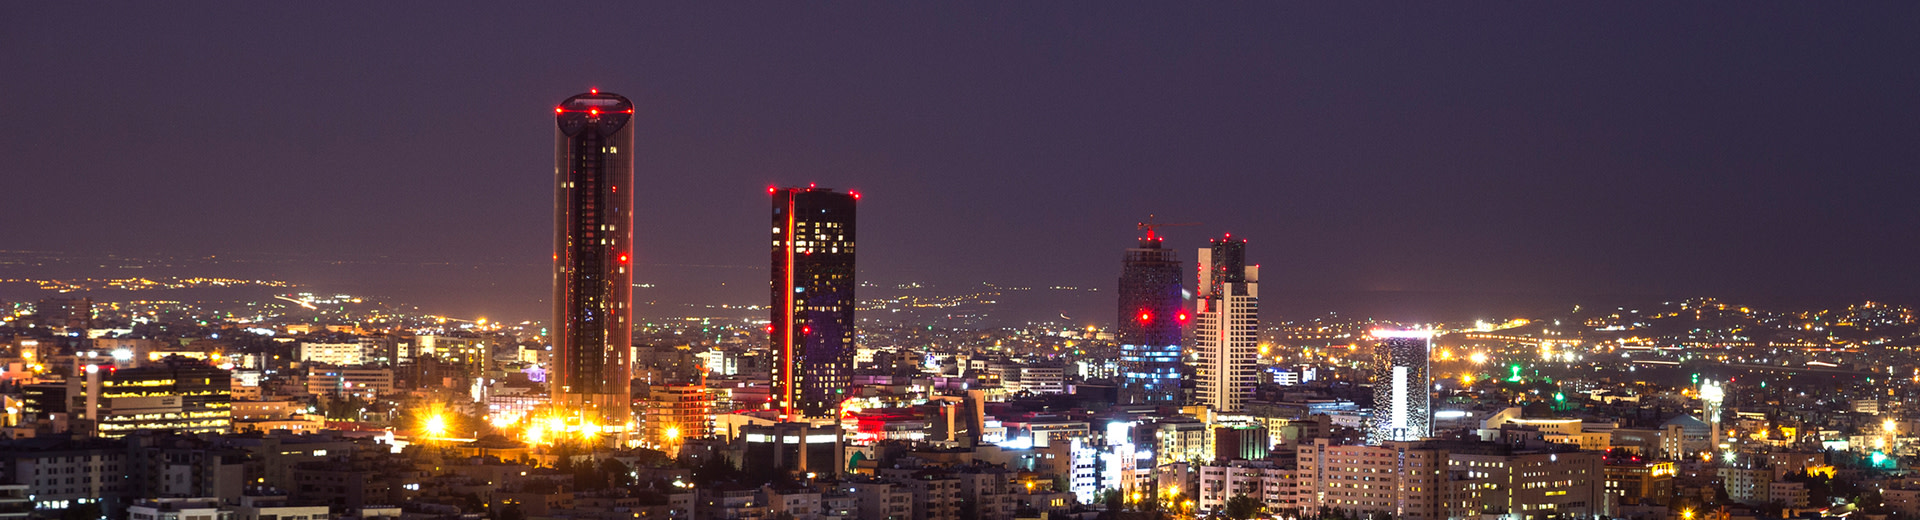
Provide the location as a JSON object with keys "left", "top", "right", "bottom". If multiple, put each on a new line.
{"left": 304, "top": 365, "right": 394, "bottom": 399}
{"left": 297, "top": 343, "right": 365, "bottom": 367}
{"left": 1193, "top": 236, "right": 1260, "bottom": 413}
{"left": 641, "top": 384, "right": 713, "bottom": 452}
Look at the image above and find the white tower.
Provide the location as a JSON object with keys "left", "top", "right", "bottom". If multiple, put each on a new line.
{"left": 1368, "top": 329, "right": 1433, "bottom": 444}
{"left": 1193, "top": 236, "right": 1259, "bottom": 412}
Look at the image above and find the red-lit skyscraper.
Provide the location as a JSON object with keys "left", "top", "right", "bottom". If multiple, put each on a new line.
{"left": 1118, "top": 229, "right": 1185, "bottom": 405}
{"left": 551, "top": 90, "right": 635, "bottom": 435}
{"left": 769, "top": 186, "right": 857, "bottom": 419}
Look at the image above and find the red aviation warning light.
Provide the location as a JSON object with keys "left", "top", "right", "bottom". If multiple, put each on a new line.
{"left": 850, "top": 190, "right": 861, "bottom": 200}
{"left": 589, "top": 107, "right": 599, "bottom": 116}
{"left": 590, "top": 88, "right": 598, "bottom": 95}
{"left": 555, "top": 107, "right": 564, "bottom": 113}
{"left": 802, "top": 325, "right": 811, "bottom": 335}
{"left": 1177, "top": 311, "right": 1189, "bottom": 323}
{"left": 618, "top": 253, "right": 629, "bottom": 263}
{"left": 1138, "top": 311, "right": 1152, "bottom": 323}
{"left": 768, "top": 186, "right": 778, "bottom": 194}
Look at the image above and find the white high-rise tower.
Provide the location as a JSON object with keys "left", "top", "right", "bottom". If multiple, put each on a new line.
{"left": 1368, "top": 329, "right": 1433, "bottom": 445}
{"left": 1193, "top": 236, "right": 1259, "bottom": 412}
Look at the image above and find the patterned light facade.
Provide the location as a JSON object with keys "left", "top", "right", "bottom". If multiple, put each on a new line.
{"left": 770, "top": 187, "right": 857, "bottom": 419}
{"left": 1117, "top": 231, "right": 1185, "bottom": 405}
{"left": 1368, "top": 330, "right": 1432, "bottom": 444}
{"left": 1193, "top": 236, "right": 1259, "bottom": 412}
{"left": 551, "top": 90, "right": 635, "bottom": 433}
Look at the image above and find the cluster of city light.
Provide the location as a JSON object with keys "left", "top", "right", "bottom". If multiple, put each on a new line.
{"left": 488, "top": 409, "right": 605, "bottom": 446}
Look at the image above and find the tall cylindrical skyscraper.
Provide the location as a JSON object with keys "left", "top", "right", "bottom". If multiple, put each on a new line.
{"left": 1367, "top": 329, "right": 1432, "bottom": 445}
{"left": 552, "top": 90, "right": 635, "bottom": 436}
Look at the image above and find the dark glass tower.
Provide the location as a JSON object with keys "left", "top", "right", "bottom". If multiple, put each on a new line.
{"left": 1117, "top": 229, "right": 1185, "bottom": 405}
{"left": 552, "top": 90, "right": 635, "bottom": 434}
{"left": 770, "top": 186, "right": 858, "bottom": 419}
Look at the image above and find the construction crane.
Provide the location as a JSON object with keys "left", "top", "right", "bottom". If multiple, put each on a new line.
{"left": 1137, "top": 214, "right": 1200, "bottom": 241}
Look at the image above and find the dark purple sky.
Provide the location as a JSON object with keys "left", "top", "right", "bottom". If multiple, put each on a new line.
{"left": 4, "top": 4, "right": 1919, "bottom": 321}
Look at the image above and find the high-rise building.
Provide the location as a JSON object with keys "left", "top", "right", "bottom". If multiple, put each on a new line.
{"left": 1193, "top": 235, "right": 1259, "bottom": 412}
{"left": 551, "top": 90, "right": 635, "bottom": 435}
{"left": 769, "top": 186, "right": 857, "bottom": 419}
{"left": 1367, "top": 330, "right": 1432, "bottom": 444}
{"left": 1117, "top": 229, "right": 1185, "bottom": 405}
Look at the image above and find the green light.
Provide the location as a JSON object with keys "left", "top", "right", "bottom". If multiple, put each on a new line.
{"left": 1554, "top": 392, "right": 1565, "bottom": 402}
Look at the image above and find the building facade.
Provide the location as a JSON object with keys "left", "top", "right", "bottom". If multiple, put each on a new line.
{"left": 550, "top": 90, "right": 636, "bottom": 435}
{"left": 1117, "top": 230, "right": 1185, "bottom": 405}
{"left": 1367, "top": 330, "right": 1432, "bottom": 445}
{"left": 1193, "top": 235, "right": 1259, "bottom": 412}
{"left": 769, "top": 186, "right": 857, "bottom": 419}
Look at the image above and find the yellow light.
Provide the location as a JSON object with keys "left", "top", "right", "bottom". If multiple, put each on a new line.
{"left": 1469, "top": 352, "right": 1488, "bottom": 364}
{"left": 424, "top": 414, "right": 448, "bottom": 438}
{"left": 547, "top": 415, "right": 566, "bottom": 434}
{"left": 1886, "top": 418, "right": 1898, "bottom": 433}
{"left": 1683, "top": 509, "right": 1695, "bottom": 520}
{"left": 666, "top": 426, "right": 681, "bottom": 440}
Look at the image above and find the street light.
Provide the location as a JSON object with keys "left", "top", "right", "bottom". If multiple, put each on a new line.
{"left": 424, "top": 414, "right": 448, "bottom": 439}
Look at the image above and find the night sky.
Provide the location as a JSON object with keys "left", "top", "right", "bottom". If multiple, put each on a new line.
{"left": 5, "top": 4, "right": 1919, "bottom": 322}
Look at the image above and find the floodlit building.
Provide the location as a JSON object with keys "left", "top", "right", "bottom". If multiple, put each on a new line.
{"left": 1367, "top": 330, "right": 1432, "bottom": 445}
{"left": 1193, "top": 235, "right": 1259, "bottom": 412}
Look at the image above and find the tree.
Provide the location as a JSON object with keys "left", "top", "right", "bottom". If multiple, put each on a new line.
{"left": 600, "top": 457, "right": 634, "bottom": 487}
{"left": 1225, "top": 494, "right": 1264, "bottom": 520}
{"left": 495, "top": 503, "right": 525, "bottom": 520}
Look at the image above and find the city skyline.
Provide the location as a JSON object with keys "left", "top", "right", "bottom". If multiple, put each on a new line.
{"left": 5, "top": 5, "right": 1920, "bottom": 520}
{"left": 7, "top": 4, "right": 1920, "bottom": 324}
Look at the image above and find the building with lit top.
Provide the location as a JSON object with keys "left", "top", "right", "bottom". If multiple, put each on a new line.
{"left": 550, "top": 89, "right": 635, "bottom": 436}
{"left": 1193, "top": 235, "right": 1258, "bottom": 412}
{"left": 769, "top": 186, "right": 857, "bottom": 419}
{"left": 1367, "top": 330, "right": 1431, "bottom": 445}
{"left": 1117, "top": 229, "right": 1185, "bottom": 405}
